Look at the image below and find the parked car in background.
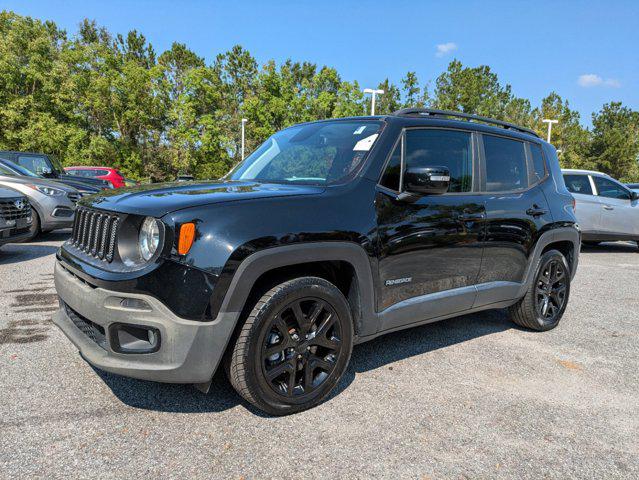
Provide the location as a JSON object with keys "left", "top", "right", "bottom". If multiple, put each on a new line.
{"left": 0, "top": 151, "right": 112, "bottom": 191}
{"left": 0, "top": 159, "right": 101, "bottom": 197}
{"left": 54, "top": 109, "right": 579, "bottom": 415}
{"left": 0, "top": 186, "right": 32, "bottom": 247}
{"left": 176, "top": 174, "right": 194, "bottom": 182}
{"left": 64, "top": 166, "right": 126, "bottom": 188}
{"left": 626, "top": 183, "right": 639, "bottom": 194}
{"left": 562, "top": 169, "right": 639, "bottom": 247}
{"left": 0, "top": 162, "right": 81, "bottom": 240}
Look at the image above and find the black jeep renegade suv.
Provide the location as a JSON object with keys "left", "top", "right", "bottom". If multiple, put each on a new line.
{"left": 54, "top": 108, "right": 580, "bottom": 415}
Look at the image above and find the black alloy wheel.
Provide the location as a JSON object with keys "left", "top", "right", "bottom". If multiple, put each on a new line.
{"left": 509, "top": 249, "right": 571, "bottom": 331}
{"left": 227, "top": 276, "right": 353, "bottom": 415}
{"left": 261, "top": 298, "right": 342, "bottom": 398}
{"left": 535, "top": 258, "right": 568, "bottom": 322}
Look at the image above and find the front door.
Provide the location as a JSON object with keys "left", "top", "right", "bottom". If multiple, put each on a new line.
{"left": 592, "top": 175, "right": 639, "bottom": 237}
{"left": 376, "top": 128, "right": 485, "bottom": 316}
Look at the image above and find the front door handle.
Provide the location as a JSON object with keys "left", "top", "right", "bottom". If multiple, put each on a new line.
{"left": 603, "top": 205, "right": 614, "bottom": 211}
{"left": 526, "top": 205, "right": 548, "bottom": 217}
{"left": 457, "top": 211, "right": 486, "bottom": 221}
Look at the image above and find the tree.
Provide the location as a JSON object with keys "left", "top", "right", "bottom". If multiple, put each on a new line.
{"left": 588, "top": 102, "right": 639, "bottom": 181}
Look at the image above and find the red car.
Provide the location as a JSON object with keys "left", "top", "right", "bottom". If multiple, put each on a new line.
{"left": 64, "top": 166, "right": 126, "bottom": 188}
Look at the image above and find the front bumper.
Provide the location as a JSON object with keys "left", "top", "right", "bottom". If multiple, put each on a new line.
{"left": 53, "top": 260, "right": 237, "bottom": 383}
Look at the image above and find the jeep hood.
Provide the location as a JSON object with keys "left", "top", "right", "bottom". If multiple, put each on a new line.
{"left": 82, "top": 180, "right": 325, "bottom": 217}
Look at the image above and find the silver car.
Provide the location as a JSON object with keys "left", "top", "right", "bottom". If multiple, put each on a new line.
{"left": 0, "top": 162, "right": 81, "bottom": 240}
{"left": 562, "top": 169, "right": 639, "bottom": 246}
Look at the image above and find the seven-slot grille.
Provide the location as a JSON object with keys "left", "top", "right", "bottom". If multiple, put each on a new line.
{"left": 0, "top": 197, "right": 32, "bottom": 221}
{"left": 71, "top": 207, "right": 119, "bottom": 262}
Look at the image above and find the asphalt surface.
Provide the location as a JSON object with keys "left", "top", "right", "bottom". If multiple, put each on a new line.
{"left": 1, "top": 232, "right": 638, "bottom": 479}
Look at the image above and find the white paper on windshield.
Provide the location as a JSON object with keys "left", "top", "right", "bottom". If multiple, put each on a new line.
{"left": 353, "top": 134, "right": 378, "bottom": 151}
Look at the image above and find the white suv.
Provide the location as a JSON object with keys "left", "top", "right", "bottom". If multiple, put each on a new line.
{"left": 562, "top": 169, "right": 639, "bottom": 247}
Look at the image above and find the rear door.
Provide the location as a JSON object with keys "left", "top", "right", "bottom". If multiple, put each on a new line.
{"left": 592, "top": 175, "right": 639, "bottom": 237}
{"left": 477, "top": 135, "right": 552, "bottom": 290}
{"left": 563, "top": 173, "right": 602, "bottom": 234}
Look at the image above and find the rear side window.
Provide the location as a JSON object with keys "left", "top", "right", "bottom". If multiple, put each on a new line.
{"left": 483, "top": 135, "right": 528, "bottom": 192}
{"left": 563, "top": 174, "right": 593, "bottom": 195}
{"left": 404, "top": 129, "right": 472, "bottom": 192}
{"left": 593, "top": 176, "right": 631, "bottom": 200}
{"left": 530, "top": 144, "right": 546, "bottom": 182}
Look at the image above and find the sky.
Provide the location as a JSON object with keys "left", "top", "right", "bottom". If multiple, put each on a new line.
{"left": 2, "top": 0, "right": 637, "bottom": 127}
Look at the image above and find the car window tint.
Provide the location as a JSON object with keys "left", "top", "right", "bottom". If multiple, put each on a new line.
{"left": 593, "top": 176, "right": 630, "bottom": 200}
{"left": 483, "top": 135, "right": 528, "bottom": 192}
{"left": 380, "top": 141, "right": 401, "bottom": 191}
{"left": 530, "top": 144, "right": 546, "bottom": 181}
{"left": 0, "top": 163, "right": 17, "bottom": 176}
{"left": 18, "top": 155, "right": 49, "bottom": 175}
{"left": 404, "top": 129, "right": 472, "bottom": 192}
{"left": 97, "top": 170, "right": 110, "bottom": 176}
{"left": 563, "top": 174, "right": 593, "bottom": 195}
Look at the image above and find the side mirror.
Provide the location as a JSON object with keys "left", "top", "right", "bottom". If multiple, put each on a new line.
{"left": 632, "top": 191, "right": 639, "bottom": 201}
{"left": 403, "top": 166, "right": 450, "bottom": 195}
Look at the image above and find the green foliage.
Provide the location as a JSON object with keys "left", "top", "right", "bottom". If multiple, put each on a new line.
{"left": 0, "top": 11, "right": 637, "bottom": 182}
{"left": 588, "top": 103, "right": 639, "bottom": 181}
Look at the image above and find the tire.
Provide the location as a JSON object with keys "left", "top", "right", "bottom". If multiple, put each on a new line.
{"left": 227, "top": 276, "right": 354, "bottom": 416}
{"left": 23, "top": 210, "right": 41, "bottom": 242}
{"left": 509, "top": 249, "right": 570, "bottom": 331}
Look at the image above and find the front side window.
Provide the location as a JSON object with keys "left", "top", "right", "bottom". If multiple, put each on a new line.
{"left": 18, "top": 155, "right": 50, "bottom": 175}
{"left": 404, "top": 129, "right": 472, "bottom": 192}
{"left": 563, "top": 174, "right": 593, "bottom": 195}
{"left": 593, "top": 176, "right": 631, "bottom": 200}
{"left": 483, "top": 135, "right": 528, "bottom": 192}
{"left": 229, "top": 120, "right": 383, "bottom": 185}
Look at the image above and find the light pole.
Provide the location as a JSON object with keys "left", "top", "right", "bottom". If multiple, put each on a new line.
{"left": 542, "top": 119, "right": 558, "bottom": 143}
{"left": 363, "top": 88, "right": 384, "bottom": 116}
{"left": 241, "top": 118, "right": 248, "bottom": 160}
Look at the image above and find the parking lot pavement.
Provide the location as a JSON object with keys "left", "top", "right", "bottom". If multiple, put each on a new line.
{"left": 1, "top": 234, "right": 638, "bottom": 479}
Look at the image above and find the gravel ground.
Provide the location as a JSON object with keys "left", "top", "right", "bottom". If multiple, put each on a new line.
{"left": 1, "top": 232, "right": 638, "bottom": 479}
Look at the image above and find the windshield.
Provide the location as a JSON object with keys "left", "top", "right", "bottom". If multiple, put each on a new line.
{"left": 229, "top": 120, "right": 384, "bottom": 185}
{"left": 0, "top": 160, "right": 40, "bottom": 177}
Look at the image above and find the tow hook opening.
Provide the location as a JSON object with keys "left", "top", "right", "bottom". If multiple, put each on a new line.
{"left": 109, "top": 323, "right": 161, "bottom": 354}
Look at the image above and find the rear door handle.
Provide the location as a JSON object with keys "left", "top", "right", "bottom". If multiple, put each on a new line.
{"left": 603, "top": 205, "right": 614, "bottom": 210}
{"left": 526, "top": 206, "right": 548, "bottom": 217}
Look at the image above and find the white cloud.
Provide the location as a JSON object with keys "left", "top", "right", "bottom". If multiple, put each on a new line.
{"left": 577, "top": 73, "right": 621, "bottom": 88}
{"left": 435, "top": 42, "right": 457, "bottom": 57}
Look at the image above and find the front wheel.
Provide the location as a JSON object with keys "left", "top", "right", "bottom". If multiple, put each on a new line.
{"left": 227, "top": 277, "right": 354, "bottom": 416}
{"left": 23, "top": 210, "right": 41, "bottom": 242}
{"left": 509, "top": 249, "right": 571, "bottom": 331}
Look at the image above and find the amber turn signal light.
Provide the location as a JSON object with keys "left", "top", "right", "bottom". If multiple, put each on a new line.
{"left": 178, "top": 222, "right": 195, "bottom": 255}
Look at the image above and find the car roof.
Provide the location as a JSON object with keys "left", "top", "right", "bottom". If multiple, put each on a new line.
{"left": 305, "top": 114, "right": 544, "bottom": 143}
{"left": 66, "top": 166, "right": 114, "bottom": 170}
{"left": 561, "top": 169, "right": 609, "bottom": 176}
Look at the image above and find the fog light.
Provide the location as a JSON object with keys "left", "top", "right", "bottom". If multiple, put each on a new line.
{"left": 109, "top": 323, "right": 160, "bottom": 354}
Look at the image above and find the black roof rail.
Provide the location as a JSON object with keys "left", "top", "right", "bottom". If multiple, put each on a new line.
{"left": 392, "top": 107, "right": 540, "bottom": 138}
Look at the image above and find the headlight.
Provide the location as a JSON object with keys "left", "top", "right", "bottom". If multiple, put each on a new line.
{"left": 29, "top": 184, "right": 65, "bottom": 196}
{"left": 139, "top": 217, "right": 160, "bottom": 261}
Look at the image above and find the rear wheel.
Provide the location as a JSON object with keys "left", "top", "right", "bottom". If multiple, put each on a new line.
{"left": 227, "top": 277, "right": 353, "bottom": 415}
{"left": 509, "top": 249, "right": 570, "bottom": 331}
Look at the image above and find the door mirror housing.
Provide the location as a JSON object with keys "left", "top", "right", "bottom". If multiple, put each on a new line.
{"left": 632, "top": 191, "right": 639, "bottom": 201}
{"left": 403, "top": 166, "right": 450, "bottom": 195}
